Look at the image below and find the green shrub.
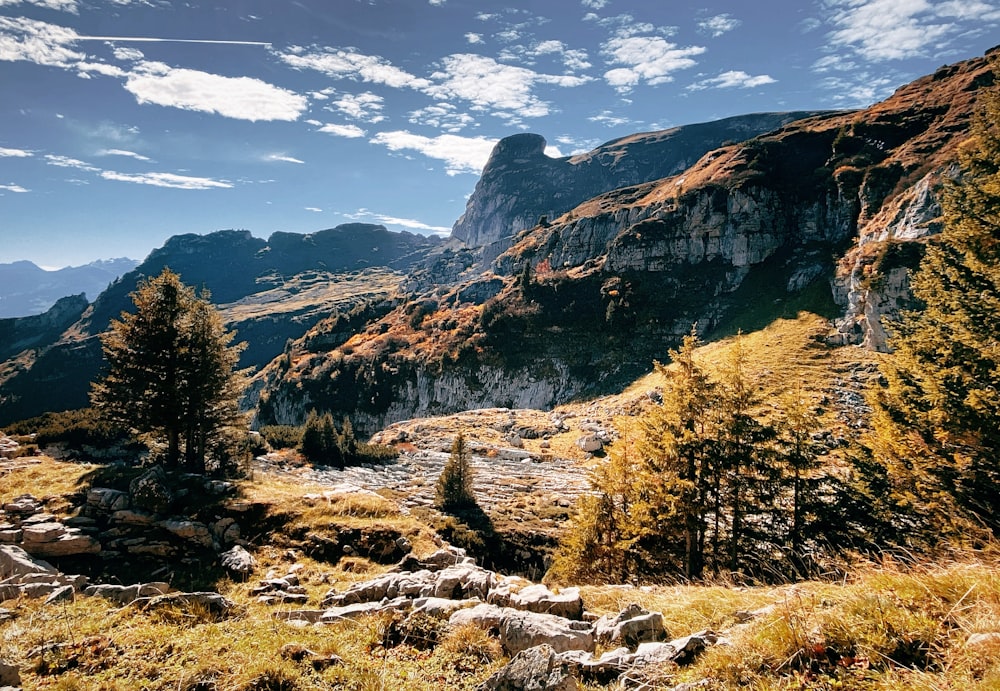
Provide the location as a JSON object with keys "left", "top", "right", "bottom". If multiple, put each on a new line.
{"left": 7, "top": 408, "right": 135, "bottom": 449}
{"left": 260, "top": 425, "right": 303, "bottom": 449}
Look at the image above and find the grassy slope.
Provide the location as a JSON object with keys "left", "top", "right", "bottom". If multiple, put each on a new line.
{"left": 3, "top": 313, "right": 1000, "bottom": 689}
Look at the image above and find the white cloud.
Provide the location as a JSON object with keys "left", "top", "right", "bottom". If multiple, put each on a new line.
{"left": 76, "top": 61, "right": 126, "bottom": 77}
{"left": 0, "top": 147, "right": 33, "bottom": 157}
{"left": 0, "top": 0, "right": 78, "bottom": 13}
{"left": 123, "top": 61, "right": 307, "bottom": 121}
{"left": 582, "top": 0, "right": 609, "bottom": 8}
{"left": 818, "top": 73, "right": 897, "bottom": 106}
{"left": 279, "top": 46, "right": 431, "bottom": 89}
{"left": 265, "top": 153, "right": 305, "bottom": 164}
{"left": 601, "top": 35, "right": 704, "bottom": 91}
{"left": 465, "top": 32, "right": 483, "bottom": 44}
{"left": 317, "top": 123, "right": 366, "bottom": 138}
{"left": 555, "top": 135, "right": 601, "bottom": 154}
{"left": 100, "top": 170, "right": 232, "bottom": 189}
{"left": 44, "top": 154, "right": 99, "bottom": 171}
{"left": 428, "top": 0, "right": 444, "bottom": 4}
{"left": 688, "top": 70, "right": 776, "bottom": 90}
{"left": 98, "top": 148, "right": 151, "bottom": 160}
{"left": 507, "top": 39, "right": 592, "bottom": 71}
{"left": 698, "top": 14, "right": 741, "bottom": 37}
{"left": 0, "top": 182, "right": 29, "bottom": 192}
{"left": 822, "top": 0, "right": 1000, "bottom": 62}
{"left": 112, "top": 46, "right": 144, "bottom": 61}
{"left": 588, "top": 110, "right": 637, "bottom": 127}
{"left": 328, "top": 91, "right": 385, "bottom": 122}
{"left": 369, "top": 130, "right": 497, "bottom": 175}
{"left": 425, "top": 53, "right": 590, "bottom": 122}
{"left": 594, "top": 13, "right": 669, "bottom": 38}
{"left": 305, "top": 206, "right": 322, "bottom": 212}
{"left": 346, "top": 208, "right": 451, "bottom": 235}
{"left": 0, "top": 16, "right": 86, "bottom": 67}
{"left": 408, "top": 103, "right": 476, "bottom": 133}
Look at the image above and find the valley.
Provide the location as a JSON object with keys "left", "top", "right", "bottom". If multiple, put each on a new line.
{"left": 1, "top": 45, "right": 999, "bottom": 690}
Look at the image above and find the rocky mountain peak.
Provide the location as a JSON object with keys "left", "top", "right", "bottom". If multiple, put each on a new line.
{"left": 449, "top": 111, "right": 835, "bottom": 264}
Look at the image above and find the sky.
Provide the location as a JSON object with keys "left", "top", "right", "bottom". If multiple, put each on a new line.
{"left": 1, "top": 0, "right": 998, "bottom": 269}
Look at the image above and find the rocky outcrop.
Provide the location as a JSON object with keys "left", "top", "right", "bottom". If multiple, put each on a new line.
{"left": 452, "top": 113, "right": 832, "bottom": 261}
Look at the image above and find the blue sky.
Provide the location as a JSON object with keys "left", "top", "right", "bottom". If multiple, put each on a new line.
{"left": 1, "top": 0, "right": 998, "bottom": 269}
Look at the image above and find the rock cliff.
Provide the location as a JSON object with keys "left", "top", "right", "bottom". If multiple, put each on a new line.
{"left": 451, "top": 112, "right": 833, "bottom": 264}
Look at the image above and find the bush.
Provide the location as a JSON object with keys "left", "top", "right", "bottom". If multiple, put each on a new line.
{"left": 260, "top": 425, "right": 303, "bottom": 449}
{"left": 7, "top": 408, "right": 135, "bottom": 450}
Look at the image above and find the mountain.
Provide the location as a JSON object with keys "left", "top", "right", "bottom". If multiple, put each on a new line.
{"left": 252, "top": 47, "right": 997, "bottom": 435}
{"left": 0, "top": 225, "right": 440, "bottom": 425}
{"left": 450, "top": 111, "right": 835, "bottom": 266}
{"left": 0, "top": 258, "right": 138, "bottom": 318}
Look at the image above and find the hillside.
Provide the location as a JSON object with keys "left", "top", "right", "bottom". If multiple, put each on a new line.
{"left": 0, "top": 225, "right": 440, "bottom": 425}
{"left": 253, "top": 48, "right": 996, "bottom": 435}
{"left": 3, "top": 313, "right": 1000, "bottom": 689}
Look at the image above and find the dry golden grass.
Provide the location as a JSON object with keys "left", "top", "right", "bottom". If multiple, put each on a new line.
{"left": 0, "top": 455, "right": 95, "bottom": 514}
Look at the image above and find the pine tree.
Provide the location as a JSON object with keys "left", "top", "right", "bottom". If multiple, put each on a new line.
{"left": 91, "top": 268, "right": 247, "bottom": 470}
{"left": 435, "top": 432, "right": 475, "bottom": 511}
{"left": 712, "top": 334, "right": 781, "bottom": 574}
{"left": 869, "top": 65, "right": 1000, "bottom": 538}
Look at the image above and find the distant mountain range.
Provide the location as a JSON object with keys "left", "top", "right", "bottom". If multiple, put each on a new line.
{"left": 0, "top": 258, "right": 139, "bottom": 318}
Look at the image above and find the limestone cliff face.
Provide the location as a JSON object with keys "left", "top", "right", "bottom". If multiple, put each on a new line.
{"left": 451, "top": 112, "right": 833, "bottom": 263}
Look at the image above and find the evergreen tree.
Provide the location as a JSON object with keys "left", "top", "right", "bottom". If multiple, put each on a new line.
{"left": 869, "top": 66, "right": 1000, "bottom": 538}
{"left": 91, "top": 268, "right": 247, "bottom": 470}
{"left": 712, "top": 335, "right": 781, "bottom": 574}
{"left": 435, "top": 432, "right": 475, "bottom": 511}
{"left": 300, "top": 410, "right": 344, "bottom": 467}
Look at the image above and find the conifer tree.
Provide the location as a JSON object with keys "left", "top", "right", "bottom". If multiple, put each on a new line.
{"left": 91, "top": 268, "right": 247, "bottom": 470}
{"left": 713, "top": 335, "right": 781, "bottom": 573}
{"left": 435, "top": 431, "right": 475, "bottom": 511}
{"left": 870, "top": 66, "right": 1000, "bottom": 537}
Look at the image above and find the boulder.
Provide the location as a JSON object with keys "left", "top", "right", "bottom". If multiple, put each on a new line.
{"left": 0, "top": 544, "right": 57, "bottom": 579}
{"left": 594, "top": 604, "right": 666, "bottom": 648}
{"left": 478, "top": 644, "right": 579, "bottom": 691}
{"left": 575, "top": 435, "right": 603, "bottom": 453}
{"left": 27, "top": 532, "right": 101, "bottom": 558}
{"left": 20, "top": 522, "right": 66, "bottom": 543}
{"left": 433, "top": 564, "right": 494, "bottom": 600}
{"left": 509, "top": 584, "right": 583, "bottom": 620}
{"left": 0, "top": 528, "right": 22, "bottom": 543}
{"left": 87, "top": 487, "right": 130, "bottom": 512}
{"left": 449, "top": 603, "right": 507, "bottom": 631}
{"left": 84, "top": 582, "right": 171, "bottom": 604}
{"left": 500, "top": 611, "right": 595, "bottom": 655}
{"left": 320, "top": 597, "right": 411, "bottom": 623}
{"left": 129, "top": 466, "right": 173, "bottom": 513}
{"left": 220, "top": 545, "right": 257, "bottom": 577}
{"left": 3, "top": 494, "right": 41, "bottom": 515}
{"left": 160, "top": 519, "right": 213, "bottom": 548}
{"left": 412, "top": 596, "right": 480, "bottom": 619}
{"left": 43, "top": 584, "right": 75, "bottom": 605}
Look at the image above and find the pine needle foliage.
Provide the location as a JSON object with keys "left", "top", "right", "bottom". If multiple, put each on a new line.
{"left": 90, "top": 268, "right": 248, "bottom": 472}
{"left": 436, "top": 431, "right": 476, "bottom": 511}
{"left": 550, "top": 331, "right": 831, "bottom": 584}
{"left": 869, "top": 62, "right": 1000, "bottom": 541}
